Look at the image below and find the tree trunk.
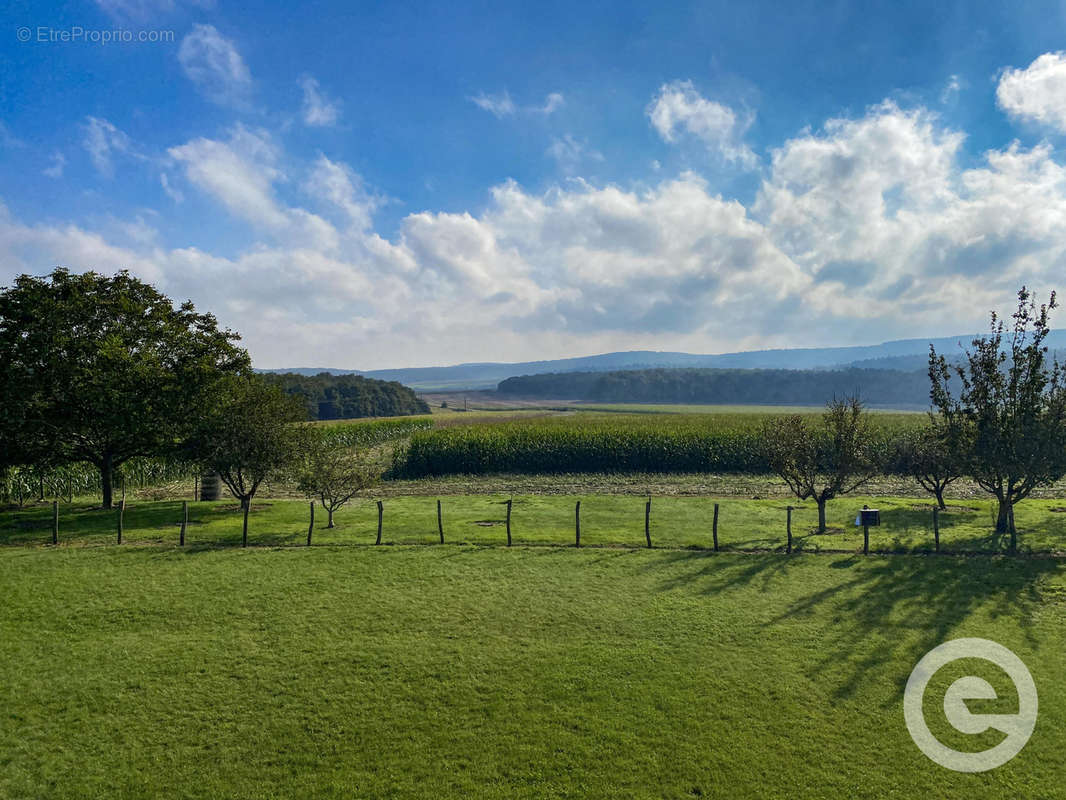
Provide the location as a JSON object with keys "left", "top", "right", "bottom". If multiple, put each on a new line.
{"left": 100, "top": 455, "right": 114, "bottom": 510}
{"left": 327, "top": 508, "right": 334, "bottom": 528}
{"left": 934, "top": 485, "right": 946, "bottom": 510}
{"left": 242, "top": 500, "right": 250, "bottom": 547}
{"left": 816, "top": 498, "right": 827, "bottom": 533}
{"left": 995, "top": 498, "right": 1012, "bottom": 534}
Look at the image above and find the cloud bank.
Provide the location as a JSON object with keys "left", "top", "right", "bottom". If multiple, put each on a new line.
{"left": 5, "top": 61, "right": 1066, "bottom": 369}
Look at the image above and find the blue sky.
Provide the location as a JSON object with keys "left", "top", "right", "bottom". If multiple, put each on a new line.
{"left": 4, "top": 1, "right": 1066, "bottom": 368}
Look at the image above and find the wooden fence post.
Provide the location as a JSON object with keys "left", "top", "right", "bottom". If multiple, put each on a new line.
{"left": 645, "top": 497, "right": 652, "bottom": 548}
{"left": 786, "top": 506, "right": 793, "bottom": 554}
{"left": 932, "top": 507, "right": 939, "bottom": 553}
{"left": 180, "top": 500, "right": 187, "bottom": 547}
{"left": 52, "top": 500, "right": 58, "bottom": 545}
{"left": 712, "top": 503, "right": 720, "bottom": 552}
{"left": 863, "top": 520, "right": 870, "bottom": 556}
{"left": 307, "top": 502, "right": 314, "bottom": 546}
{"left": 437, "top": 499, "right": 444, "bottom": 544}
{"left": 117, "top": 498, "right": 125, "bottom": 544}
{"left": 376, "top": 500, "right": 383, "bottom": 545}
{"left": 506, "top": 498, "right": 513, "bottom": 546}
{"left": 575, "top": 501, "right": 581, "bottom": 547}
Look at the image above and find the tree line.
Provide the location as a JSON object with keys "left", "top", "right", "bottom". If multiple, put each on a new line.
{"left": 261, "top": 372, "right": 429, "bottom": 420}
{"left": 496, "top": 366, "right": 931, "bottom": 406}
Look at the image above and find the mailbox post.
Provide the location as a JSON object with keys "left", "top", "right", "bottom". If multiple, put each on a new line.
{"left": 859, "top": 505, "right": 880, "bottom": 555}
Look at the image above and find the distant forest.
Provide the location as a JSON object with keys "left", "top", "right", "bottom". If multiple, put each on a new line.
{"left": 496, "top": 367, "right": 933, "bottom": 407}
{"left": 263, "top": 373, "right": 430, "bottom": 420}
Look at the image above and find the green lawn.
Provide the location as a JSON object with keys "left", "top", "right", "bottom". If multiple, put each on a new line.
{"left": 4, "top": 493, "right": 1065, "bottom": 554}
{"left": 1, "top": 545, "right": 1063, "bottom": 798}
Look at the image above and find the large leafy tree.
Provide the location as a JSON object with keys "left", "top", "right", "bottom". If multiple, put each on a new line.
{"left": 929, "top": 287, "right": 1066, "bottom": 543}
{"left": 763, "top": 396, "right": 878, "bottom": 533}
{"left": 0, "top": 268, "right": 250, "bottom": 508}
{"left": 185, "top": 376, "right": 310, "bottom": 545}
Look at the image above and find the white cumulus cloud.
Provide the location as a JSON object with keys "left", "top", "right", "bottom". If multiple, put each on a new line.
{"left": 997, "top": 52, "right": 1066, "bottom": 131}
{"left": 647, "top": 80, "right": 757, "bottom": 168}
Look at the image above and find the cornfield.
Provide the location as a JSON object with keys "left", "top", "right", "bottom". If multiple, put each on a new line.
{"left": 1, "top": 418, "right": 432, "bottom": 504}
{"left": 1, "top": 457, "right": 199, "bottom": 504}
{"left": 317, "top": 417, "right": 434, "bottom": 447}
{"left": 393, "top": 412, "right": 924, "bottom": 477}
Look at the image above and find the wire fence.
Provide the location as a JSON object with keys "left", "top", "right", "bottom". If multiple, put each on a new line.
{"left": 4, "top": 494, "right": 1060, "bottom": 557}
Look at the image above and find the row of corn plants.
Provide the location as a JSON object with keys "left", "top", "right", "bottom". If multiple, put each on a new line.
{"left": 0, "top": 457, "right": 200, "bottom": 505}
{"left": 1, "top": 417, "right": 435, "bottom": 505}
{"left": 318, "top": 417, "right": 434, "bottom": 448}
{"left": 392, "top": 413, "right": 924, "bottom": 477}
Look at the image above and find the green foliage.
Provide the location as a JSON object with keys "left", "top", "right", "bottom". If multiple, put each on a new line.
{"left": 0, "top": 268, "right": 250, "bottom": 508}
{"left": 262, "top": 372, "right": 430, "bottom": 419}
{"left": 930, "top": 287, "right": 1066, "bottom": 537}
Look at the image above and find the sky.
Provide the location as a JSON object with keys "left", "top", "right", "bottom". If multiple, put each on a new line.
{"left": 4, "top": 2, "right": 1066, "bottom": 369}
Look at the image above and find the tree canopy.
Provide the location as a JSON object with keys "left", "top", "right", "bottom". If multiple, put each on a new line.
{"left": 929, "top": 287, "right": 1066, "bottom": 543}
{"left": 261, "top": 372, "right": 429, "bottom": 419}
{"left": 762, "top": 397, "right": 878, "bottom": 532}
{"left": 184, "top": 375, "right": 310, "bottom": 545}
{"left": 0, "top": 268, "right": 251, "bottom": 508}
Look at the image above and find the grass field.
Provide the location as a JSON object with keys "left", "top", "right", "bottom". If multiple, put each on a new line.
{"left": 4, "top": 401, "right": 1064, "bottom": 798}
{"left": 1, "top": 545, "right": 1063, "bottom": 799}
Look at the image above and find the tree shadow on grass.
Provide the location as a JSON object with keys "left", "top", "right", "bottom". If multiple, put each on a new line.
{"left": 640, "top": 549, "right": 1058, "bottom": 705}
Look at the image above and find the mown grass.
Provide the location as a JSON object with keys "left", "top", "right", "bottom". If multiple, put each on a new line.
{"left": 4, "top": 493, "right": 1066, "bottom": 554}
{"left": 1, "top": 545, "right": 1063, "bottom": 799}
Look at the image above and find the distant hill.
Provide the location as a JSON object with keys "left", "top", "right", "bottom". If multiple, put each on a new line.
{"left": 259, "top": 329, "right": 1066, "bottom": 391}
{"left": 497, "top": 367, "right": 933, "bottom": 408}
